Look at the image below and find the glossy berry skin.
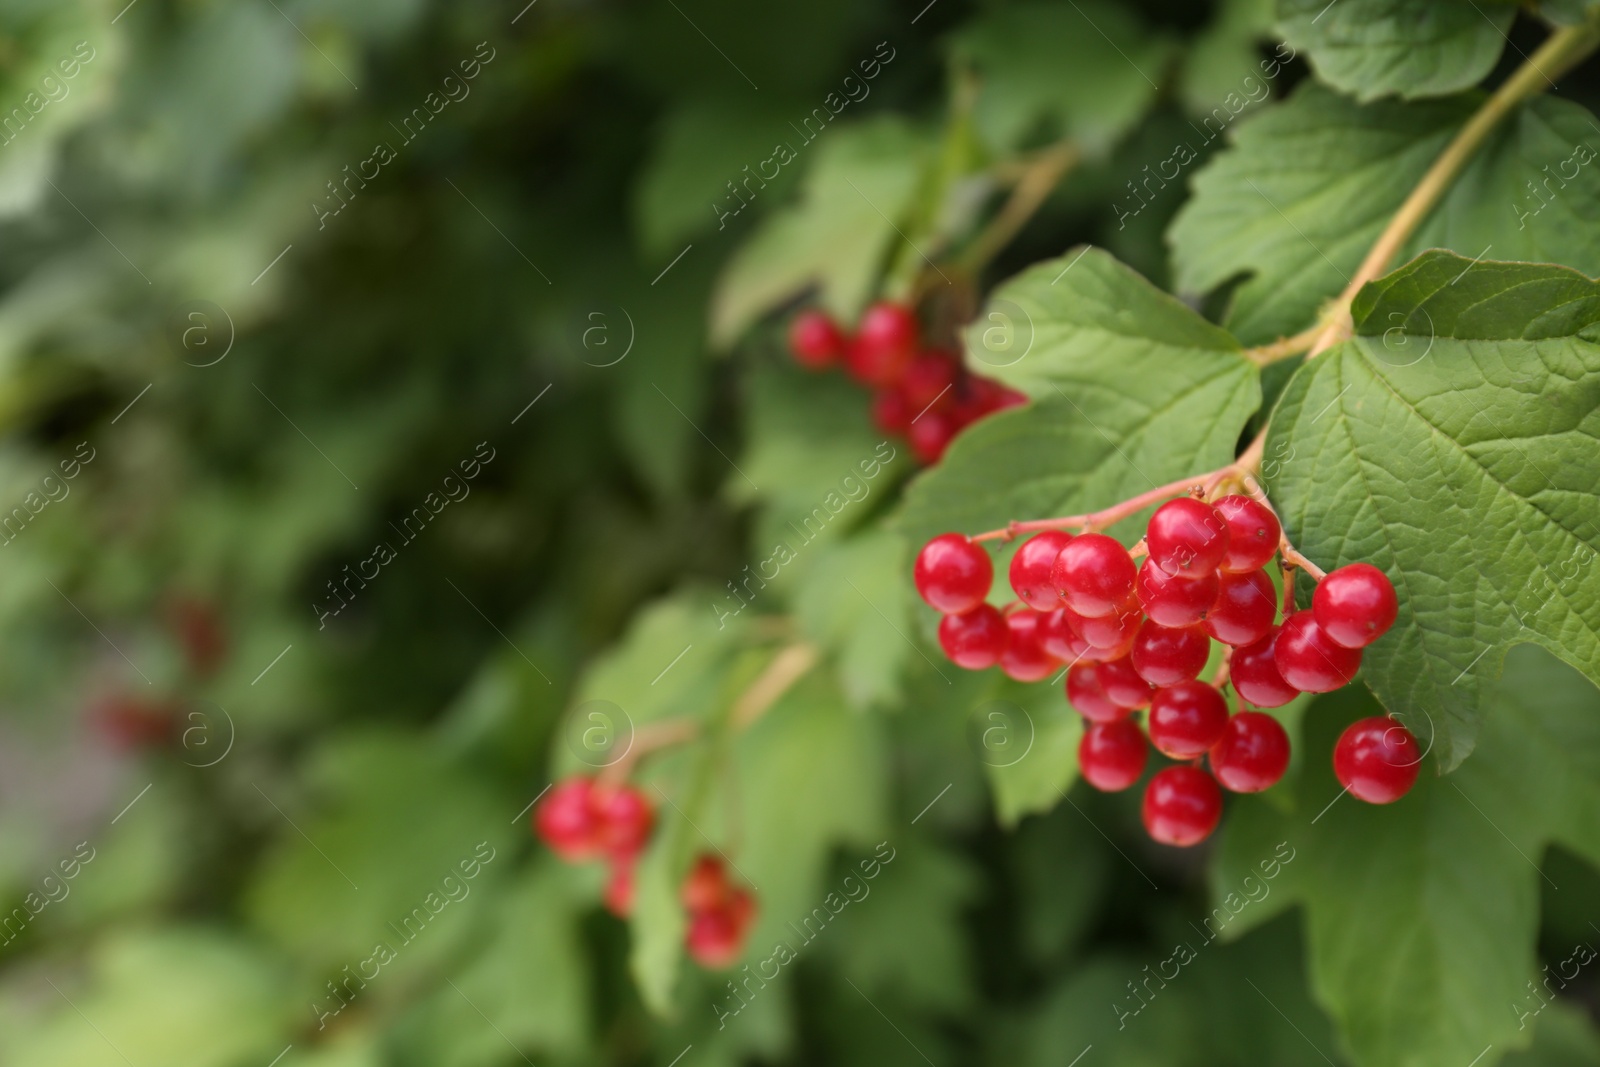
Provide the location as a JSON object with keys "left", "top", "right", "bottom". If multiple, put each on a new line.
{"left": 1275, "top": 610, "right": 1362, "bottom": 693}
{"left": 1213, "top": 495, "right": 1281, "bottom": 573}
{"left": 915, "top": 534, "right": 992, "bottom": 614}
{"left": 1000, "top": 606, "right": 1060, "bottom": 682}
{"left": 908, "top": 408, "right": 957, "bottom": 464}
{"left": 1009, "top": 531, "right": 1072, "bottom": 611}
{"left": 1129, "top": 619, "right": 1210, "bottom": 687}
{"left": 1313, "top": 563, "right": 1398, "bottom": 649}
{"left": 1079, "top": 719, "right": 1148, "bottom": 792}
{"left": 1204, "top": 568, "right": 1277, "bottom": 647}
{"left": 1210, "top": 712, "right": 1291, "bottom": 793}
{"left": 1050, "top": 533, "right": 1138, "bottom": 618}
{"left": 1334, "top": 716, "right": 1421, "bottom": 803}
{"left": 788, "top": 310, "right": 845, "bottom": 369}
{"left": 535, "top": 778, "right": 600, "bottom": 860}
{"left": 1136, "top": 558, "right": 1219, "bottom": 627}
{"left": 901, "top": 352, "right": 959, "bottom": 410}
{"left": 871, "top": 388, "right": 912, "bottom": 435}
{"left": 1039, "top": 607, "right": 1092, "bottom": 661}
{"left": 1078, "top": 600, "right": 1142, "bottom": 650}
{"left": 1231, "top": 627, "right": 1300, "bottom": 708}
{"left": 1065, "top": 663, "right": 1124, "bottom": 722}
{"left": 591, "top": 785, "right": 655, "bottom": 858}
{"left": 1142, "top": 765, "right": 1223, "bottom": 847}
{"left": 603, "top": 859, "right": 635, "bottom": 916}
{"left": 847, "top": 302, "right": 918, "bottom": 386}
{"left": 1146, "top": 498, "right": 1230, "bottom": 579}
{"left": 1097, "top": 654, "right": 1154, "bottom": 708}
{"left": 1147, "top": 681, "right": 1230, "bottom": 758}
{"left": 938, "top": 604, "right": 1008, "bottom": 670}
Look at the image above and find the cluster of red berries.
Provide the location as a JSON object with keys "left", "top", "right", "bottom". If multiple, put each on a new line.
{"left": 680, "top": 854, "right": 758, "bottom": 968}
{"left": 534, "top": 777, "right": 758, "bottom": 966}
{"left": 915, "top": 493, "right": 1419, "bottom": 846}
{"left": 789, "top": 302, "right": 1025, "bottom": 464}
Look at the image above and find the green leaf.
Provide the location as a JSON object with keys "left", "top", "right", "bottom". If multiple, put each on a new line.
{"left": 1265, "top": 251, "right": 1600, "bottom": 768}
{"left": 1278, "top": 0, "right": 1512, "bottom": 102}
{"left": 1179, "top": 0, "right": 1280, "bottom": 114}
{"left": 1215, "top": 646, "right": 1600, "bottom": 1067}
{"left": 899, "top": 248, "right": 1260, "bottom": 550}
{"left": 1169, "top": 84, "right": 1600, "bottom": 344}
{"left": 950, "top": 1, "right": 1170, "bottom": 156}
{"left": 978, "top": 675, "right": 1085, "bottom": 828}
{"left": 710, "top": 117, "right": 929, "bottom": 347}
{"left": 793, "top": 530, "right": 910, "bottom": 709}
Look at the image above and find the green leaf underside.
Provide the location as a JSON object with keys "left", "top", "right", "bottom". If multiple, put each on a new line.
{"left": 1170, "top": 84, "right": 1600, "bottom": 345}
{"left": 899, "top": 248, "right": 1259, "bottom": 551}
{"left": 1265, "top": 251, "right": 1600, "bottom": 770}
{"left": 1278, "top": 0, "right": 1511, "bottom": 103}
{"left": 1215, "top": 647, "right": 1600, "bottom": 1067}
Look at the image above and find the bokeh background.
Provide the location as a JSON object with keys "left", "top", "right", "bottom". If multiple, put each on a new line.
{"left": 2, "top": 0, "right": 1600, "bottom": 1066}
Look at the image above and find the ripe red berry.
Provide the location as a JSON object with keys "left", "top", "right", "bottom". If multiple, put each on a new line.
{"left": 1333, "top": 716, "right": 1421, "bottom": 804}
{"left": 1129, "top": 619, "right": 1210, "bottom": 687}
{"left": 1147, "top": 681, "right": 1229, "bottom": 758}
{"left": 681, "top": 855, "right": 731, "bottom": 912}
{"left": 908, "top": 408, "right": 958, "bottom": 464}
{"left": 938, "top": 604, "right": 1008, "bottom": 669}
{"left": 1039, "top": 606, "right": 1092, "bottom": 661}
{"left": 1009, "top": 531, "right": 1072, "bottom": 611}
{"left": 1313, "top": 563, "right": 1398, "bottom": 649}
{"left": 535, "top": 777, "right": 600, "bottom": 860}
{"left": 901, "top": 351, "right": 959, "bottom": 410}
{"left": 1275, "top": 610, "right": 1361, "bottom": 693}
{"left": 788, "top": 310, "right": 845, "bottom": 369}
{"left": 1210, "top": 711, "right": 1290, "bottom": 793}
{"left": 1204, "top": 568, "right": 1277, "bottom": 647}
{"left": 1136, "top": 557, "right": 1219, "bottom": 627}
{"left": 914, "top": 534, "right": 992, "bottom": 614}
{"left": 1000, "top": 605, "right": 1060, "bottom": 682}
{"left": 1097, "top": 654, "right": 1154, "bottom": 708}
{"left": 847, "top": 302, "right": 918, "bottom": 386}
{"left": 1077, "top": 599, "right": 1142, "bottom": 650}
{"left": 1212, "top": 495, "right": 1281, "bottom": 573}
{"left": 1142, "top": 765, "right": 1223, "bottom": 847}
{"left": 871, "top": 388, "right": 912, "bottom": 434}
{"left": 1231, "top": 627, "right": 1300, "bottom": 708}
{"left": 1065, "top": 663, "right": 1124, "bottom": 721}
{"left": 1050, "top": 533, "right": 1138, "bottom": 618}
{"left": 591, "top": 785, "right": 655, "bottom": 858}
{"left": 604, "top": 859, "right": 635, "bottom": 916}
{"left": 1146, "top": 498, "right": 1230, "bottom": 579}
{"left": 686, "top": 898, "right": 748, "bottom": 967}
{"left": 1078, "top": 719, "right": 1148, "bottom": 792}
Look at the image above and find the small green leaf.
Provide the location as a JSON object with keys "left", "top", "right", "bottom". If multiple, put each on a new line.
{"left": 793, "top": 530, "right": 910, "bottom": 709}
{"left": 979, "top": 676, "right": 1084, "bottom": 827}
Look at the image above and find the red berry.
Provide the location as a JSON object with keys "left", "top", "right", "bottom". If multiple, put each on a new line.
{"left": 1077, "top": 599, "right": 1142, "bottom": 650}
{"left": 938, "top": 604, "right": 1008, "bottom": 669}
{"left": 847, "top": 302, "right": 918, "bottom": 386}
{"left": 1210, "top": 712, "right": 1290, "bottom": 793}
{"left": 1146, "top": 498, "right": 1230, "bottom": 579}
{"left": 1000, "top": 605, "right": 1060, "bottom": 682}
{"left": 1213, "top": 495, "right": 1281, "bottom": 573}
{"left": 1009, "top": 531, "right": 1072, "bottom": 611}
{"left": 901, "top": 351, "right": 959, "bottom": 410}
{"left": 1050, "top": 533, "right": 1138, "bottom": 618}
{"left": 1142, "top": 765, "right": 1223, "bottom": 847}
{"left": 604, "top": 859, "right": 635, "bottom": 916}
{"left": 1231, "top": 627, "right": 1300, "bottom": 708}
{"left": 871, "top": 388, "right": 912, "bottom": 434}
{"left": 1313, "top": 563, "right": 1398, "bottom": 649}
{"left": 686, "top": 903, "right": 746, "bottom": 967}
{"left": 1275, "top": 610, "right": 1361, "bottom": 693}
{"left": 1129, "top": 619, "right": 1210, "bottom": 687}
{"left": 91, "top": 694, "right": 179, "bottom": 749}
{"left": 1136, "top": 558, "right": 1219, "bottom": 627}
{"left": 1333, "top": 716, "right": 1421, "bottom": 804}
{"left": 1204, "top": 569, "right": 1277, "bottom": 647}
{"left": 908, "top": 409, "right": 958, "bottom": 464}
{"left": 681, "top": 855, "right": 730, "bottom": 912}
{"left": 167, "top": 597, "right": 228, "bottom": 677}
{"left": 914, "top": 534, "right": 992, "bottom": 614}
{"left": 591, "top": 784, "right": 655, "bottom": 858}
{"left": 1039, "top": 607, "right": 1092, "bottom": 661}
{"left": 1078, "top": 719, "right": 1148, "bottom": 792}
{"left": 1065, "top": 663, "right": 1124, "bottom": 721}
{"left": 1098, "top": 654, "right": 1154, "bottom": 709}
{"left": 535, "top": 777, "right": 600, "bottom": 860}
{"left": 1147, "top": 681, "right": 1229, "bottom": 758}
{"left": 788, "top": 310, "right": 845, "bottom": 369}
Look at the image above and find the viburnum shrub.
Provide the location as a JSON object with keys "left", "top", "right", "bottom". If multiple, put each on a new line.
{"left": 915, "top": 482, "right": 1415, "bottom": 846}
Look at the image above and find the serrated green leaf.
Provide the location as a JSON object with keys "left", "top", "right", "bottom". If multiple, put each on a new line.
{"left": 1180, "top": 0, "right": 1279, "bottom": 114}
{"left": 899, "top": 249, "right": 1260, "bottom": 551}
{"left": 1265, "top": 251, "right": 1600, "bottom": 768}
{"left": 1169, "top": 84, "right": 1600, "bottom": 344}
{"left": 1278, "top": 0, "right": 1512, "bottom": 102}
{"left": 1215, "top": 646, "right": 1600, "bottom": 1067}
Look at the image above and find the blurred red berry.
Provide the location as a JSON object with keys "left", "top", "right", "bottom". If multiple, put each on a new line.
{"left": 534, "top": 777, "right": 601, "bottom": 860}
{"left": 788, "top": 309, "right": 845, "bottom": 369}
